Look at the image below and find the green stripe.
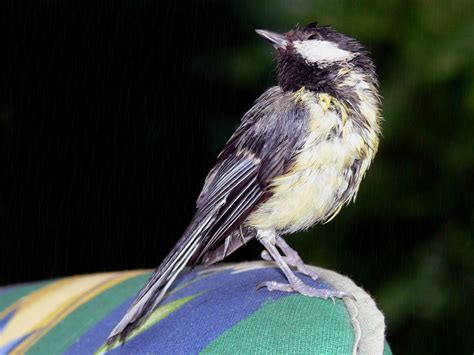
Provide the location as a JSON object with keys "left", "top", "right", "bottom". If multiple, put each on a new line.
{"left": 201, "top": 295, "right": 354, "bottom": 354}
{"left": 25, "top": 272, "right": 151, "bottom": 355}
{"left": 0, "top": 280, "right": 55, "bottom": 313}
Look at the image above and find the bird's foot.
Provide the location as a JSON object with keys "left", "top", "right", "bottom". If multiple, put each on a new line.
{"left": 257, "top": 231, "right": 354, "bottom": 302}
{"left": 261, "top": 250, "right": 319, "bottom": 281}
{"left": 257, "top": 278, "right": 352, "bottom": 302}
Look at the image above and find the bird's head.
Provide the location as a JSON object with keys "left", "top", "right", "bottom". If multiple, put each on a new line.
{"left": 256, "top": 22, "right": 377, "bottom": 94}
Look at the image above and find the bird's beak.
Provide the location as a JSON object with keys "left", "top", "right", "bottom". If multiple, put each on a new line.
{"left": 255, "top": 29, "right": 288, "bottom": 49}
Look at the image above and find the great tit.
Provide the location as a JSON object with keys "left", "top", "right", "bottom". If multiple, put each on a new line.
{"left": 107, "top": 21, "right": 382, "bottom": 345}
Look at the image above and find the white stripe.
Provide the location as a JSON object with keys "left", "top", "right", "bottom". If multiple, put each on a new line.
{"left": 150, "top": 239, "right": 201, "bottom": 309}
{"left": 212, "top": 161, "right": 253, "bottom": 192}
{"left": 293, "top": 40, "right": 354, "bottom": 63}
{"left": 131, "top": 204, "right": 221, "bottom": 307}
{"left": 157, "top": 207, "right": 219, "bottom": 281}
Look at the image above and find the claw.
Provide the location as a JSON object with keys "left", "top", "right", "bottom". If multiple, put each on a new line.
{"left": 261, "top": 250, "right": 272, "bottom": 261}
{"left": 294, "top": 264, "right": 319, "bottom": 281}
{"left": 258, "top": 279, "right": 351, "bottom": 300}
{"left": 257, "top": 281, "right": 294, "bottom": 293}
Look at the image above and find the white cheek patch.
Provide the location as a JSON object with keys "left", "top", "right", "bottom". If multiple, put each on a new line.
{"left": 293, "top": 40, "right": 354, "bottom": 63}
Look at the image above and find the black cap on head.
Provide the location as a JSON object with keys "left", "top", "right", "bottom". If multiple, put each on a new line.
{"left": 256, "top": 21, "right": 376, "bottom": 94}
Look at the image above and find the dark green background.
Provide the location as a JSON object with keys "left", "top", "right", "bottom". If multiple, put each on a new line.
{"left": 1, "top": 1, "right": 473, "bottom": 353}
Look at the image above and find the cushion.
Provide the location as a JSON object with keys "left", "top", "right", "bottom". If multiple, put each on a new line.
{"left": 0, "top": 262, "right": 391, "bottom": 354}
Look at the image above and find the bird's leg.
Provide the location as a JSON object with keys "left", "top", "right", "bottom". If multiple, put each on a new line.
{"left": 257, "top": 230, "right": 349, "bottom": 301}
{"left": 260, "top": 236, "right": 319, "bottom": 280}
{"left": 276, "top": 236, "right": 320, "bottom": 281}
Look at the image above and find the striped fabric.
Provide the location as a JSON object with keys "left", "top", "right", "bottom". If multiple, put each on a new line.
{"left": 0, "top": 262, "right": 391, "bottom": 354}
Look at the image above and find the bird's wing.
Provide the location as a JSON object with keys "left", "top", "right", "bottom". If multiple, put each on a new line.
{"left": 106, "top": 87, "right": 308, "bottom": 346}
{"left": 193, "top": 140, "right": 301, "bottom": 264}
{"left": 192, "top": 88, "right": 308, "bottom": 262}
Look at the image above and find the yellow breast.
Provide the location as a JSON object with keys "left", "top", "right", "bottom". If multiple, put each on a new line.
{"left": 247, "top": 88, "right": 380, "bottom": 233}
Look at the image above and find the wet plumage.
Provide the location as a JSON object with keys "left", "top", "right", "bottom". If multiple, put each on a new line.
{"left": 106, "top": 22, "right": 382, "bottom": 346}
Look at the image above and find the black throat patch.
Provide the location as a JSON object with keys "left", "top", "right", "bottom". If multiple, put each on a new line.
{"left": 277, "top": 47, "right": 340, "bottom": 94}
{"left": 276, "top": 44, "right": 377, "bottom": 111}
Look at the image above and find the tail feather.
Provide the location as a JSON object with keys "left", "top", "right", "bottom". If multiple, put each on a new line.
{"left": 106, "top": 208, "right": 221, "bottom": 346}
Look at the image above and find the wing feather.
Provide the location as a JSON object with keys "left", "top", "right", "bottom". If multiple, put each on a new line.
{"left": 106, "top": 86, "right": 309, "bottom": 345}
{"left": 191, "top": 87, "right": 309, "bottom": 262}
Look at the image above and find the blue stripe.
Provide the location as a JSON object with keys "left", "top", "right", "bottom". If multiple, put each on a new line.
{"left": 66, "top": 265, "right": 331, "bottom": 354}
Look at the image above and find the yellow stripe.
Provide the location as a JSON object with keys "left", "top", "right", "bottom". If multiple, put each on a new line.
{"left": 0, "top": 278, "right": 69, "bottom": 320}
{"left": 15, "top": 270, "right": 147, "bottom": 354}
{"left": 1, "top": 271, "right": 146, "bottom": 353}
{"left": 292, "top": 86, "right": 306, "bottom": 103}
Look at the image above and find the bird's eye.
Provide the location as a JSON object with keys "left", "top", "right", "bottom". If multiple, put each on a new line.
{"left": 307, "top": 34, "right": 320, "bottom": 40}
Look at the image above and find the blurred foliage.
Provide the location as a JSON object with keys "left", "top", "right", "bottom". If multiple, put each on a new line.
{"left": 192, "top": 0, "right": 474, "bottom": 353}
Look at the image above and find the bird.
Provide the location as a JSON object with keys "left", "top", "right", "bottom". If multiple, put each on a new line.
{"left": 106, "top": 21, "right": 382, "bottom": 346}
